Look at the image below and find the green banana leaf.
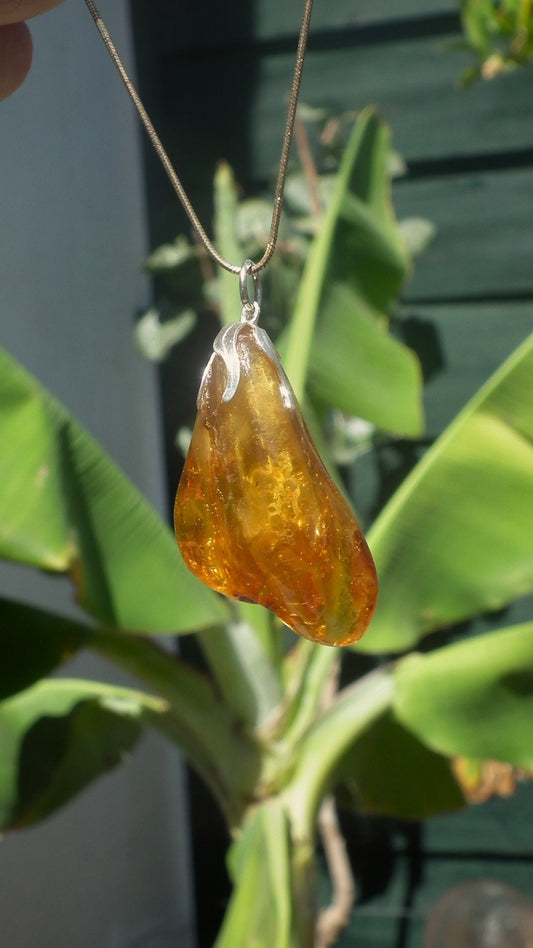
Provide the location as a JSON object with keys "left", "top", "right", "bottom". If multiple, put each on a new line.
{"left": 0, "top": 679, "right": 165, "bottom": 829}
{"left": 362, "top": 333, "right": 533, "bottom": 653}
{"left": 215, "top": 801, "right": 292, "bottom": 948}
{"left": 283, "top": 108, "right": 423, "bottom": 437}
{"left": 394, "top": 622, "right": 533, "bottom": 767}
{"left": 338, "top": 708, "right": 465, "bottom": 821}
{"left": 0, "top": 598, "right": 89, "bottom": 700}
{"left": 309, "top": 285, "right": 422, "bottom": 434}
{"left": 0, "top": 347, "right": 227, "bottom": 632}
{"left": 0, "top": 598, "right": 262, "bottom": 829}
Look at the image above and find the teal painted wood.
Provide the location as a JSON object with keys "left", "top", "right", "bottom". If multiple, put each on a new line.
{"left": 155, "top": 40, "right": 533, "bottom": 200}
{"left": 395, "top": 169, "right": 533, "bottom": 300}
{"left": 398, "top": 302, "right": 533, "bottom": 432}
{"left": 348, "top": 860, "right": 533, "bottom": 948}
{"left": 153, "top": 0, "right": 458, "bottom": 50}
{"left": 339, "top": 786, "right": 533, "bottom": 947}
{"left": 426, "top": 783, "right": 533, "bottom": 854}
{"left": 250, "top": 47, "right": 533, "bottom": 170}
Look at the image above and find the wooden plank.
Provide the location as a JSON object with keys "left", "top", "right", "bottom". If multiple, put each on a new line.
{"left": 344, "top": 788, "right": 533, "bottom": 947}
{"left": 398, "top": 302, "right": 533, "bottom": 433}
{"left": 155, "top": 40, "right": 533, "bottom": 195}
{"left": 412, "top": 861, "right": 533, "bottom": 933}
{"left": 395, "top": 169, "right": 533, "bottom": 300}
{"left": 249, "top": 44, "right": 533, "bottom": 171}
{"left": 424, "top": 784, "right": 533, "bottom": 855}
{"left": 146, "top": 0, "right": 457, "bottom": 50}
{"left": 348, "top": 861, "right": 533, "bottom": 947}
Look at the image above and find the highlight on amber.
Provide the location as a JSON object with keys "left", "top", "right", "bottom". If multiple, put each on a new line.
{"left": 174, "top": 322, "right": 378, "bottom": 647}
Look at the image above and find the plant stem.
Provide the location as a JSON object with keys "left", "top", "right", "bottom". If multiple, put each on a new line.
{"left": 315, "top": 795, "right": 355, "bottom": 947}
{"left": 295, "top": 116, "right": 323, "bottom": 216}
{"left": 283, "top": 109, "right": 380, "bottom": 399}
{"left": 281, "top": 642, "right": 339, "bottom": 748}
{"left": 197, "top": 619, "right": 282, "bottom": 730}
{"left": 89, "top": 627, "right": 260, "bottom": 827}
{"left": 283, "top": 667, "right": 394, "bottom": 841}
{"left": 291, "top": 837, "right": 319, "bottom": 948}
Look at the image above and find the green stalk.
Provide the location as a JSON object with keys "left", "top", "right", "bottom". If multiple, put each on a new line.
{"left": 283, "top": 667, "right": 394, "bottom": 840}
{"left": 281, "top": 641, "right": 339, "bottom": 748}
{"left": 237, "top": 600, "right": 282, "bottom": 669}
{"left": 290, "top": 838, "right": 318, "bottom": 948}
{"left": 197, "top": 620, "right": 283, "bottom": 730}
{"left": 283, "top": 108, "right": 380, "bottom": 401}
{"left": 90, "top": 627, "right": 260, "bottom": 828}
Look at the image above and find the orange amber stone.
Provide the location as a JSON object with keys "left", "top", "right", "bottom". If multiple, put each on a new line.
{"left": 174, "top": 323, "right": 378, "bottom": 647}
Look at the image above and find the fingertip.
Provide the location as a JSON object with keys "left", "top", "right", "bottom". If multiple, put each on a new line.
{"left": 0, "top": 21, "right": 33, "bottom": 101}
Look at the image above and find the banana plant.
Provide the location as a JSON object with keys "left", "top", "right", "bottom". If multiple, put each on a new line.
{"left": 1, "top": 110, "right": 532, "bottom": 947}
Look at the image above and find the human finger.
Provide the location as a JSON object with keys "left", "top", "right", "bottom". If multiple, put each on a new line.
{"left": 0, "top": 22, "right": 33, "bottom": 101}
{"left": 0, "top": 1, "right": 66, "bottom": 27}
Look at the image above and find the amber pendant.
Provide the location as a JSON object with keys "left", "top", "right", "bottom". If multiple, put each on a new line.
{"left": 174, "top": 281, "right": 377, "bottom": 647}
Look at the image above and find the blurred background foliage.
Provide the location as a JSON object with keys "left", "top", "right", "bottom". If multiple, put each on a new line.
{"left": 459, "top": 0, "right": 533, "bottom": 84}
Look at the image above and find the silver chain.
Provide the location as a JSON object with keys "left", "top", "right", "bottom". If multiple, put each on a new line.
{"left": 83, "top": 0, "right": 314, "bottom": 276}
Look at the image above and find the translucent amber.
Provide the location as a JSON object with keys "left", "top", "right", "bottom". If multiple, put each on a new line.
{"left": 174, "top": 323, "right": 378, "bottom": 647}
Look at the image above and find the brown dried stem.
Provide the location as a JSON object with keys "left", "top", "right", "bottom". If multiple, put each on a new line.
{"left": 295, "top": 116, "right": 323, "bottom": 217}
{"left": 314, "top": 660, "right": 356, "bottom": 947}
{"left": 315, "top": 794, "right": 356, "bottom": 948}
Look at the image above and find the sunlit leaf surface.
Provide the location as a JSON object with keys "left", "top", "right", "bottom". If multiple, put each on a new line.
{"left": 362, "top": 334, "right": 533, "bottom": 653}
{"left": 215, "top": 801, "right": 292, "bottom": 948}
{"left": 394, "top": 622, "right": 533, "bottom": 767}
{"left": 0, "top": 347, "right": 227, "bottom": 632}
